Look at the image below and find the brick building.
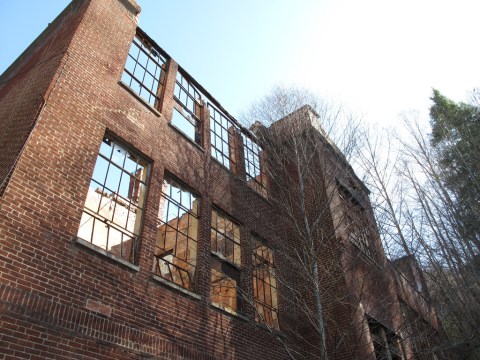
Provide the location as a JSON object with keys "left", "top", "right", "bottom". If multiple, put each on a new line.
{"left": 0, "top": 0, "right": 445, "bottom": 359}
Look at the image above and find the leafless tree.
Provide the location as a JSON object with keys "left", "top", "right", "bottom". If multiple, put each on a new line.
{"left": 239, "top": 86, "right": 400, "bottom": 360}
{"left": 361, "top": 112, "right": 480, "bottom": 359}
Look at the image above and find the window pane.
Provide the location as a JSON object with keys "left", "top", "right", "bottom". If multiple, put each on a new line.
{"left": 172, "top": 109, "right": 196, "bottom": 142}
{"left": 123, "top": 154, "right": 138, "bottom": 175}
{"left": 92, "top": 217, "right": 107, "bottom": 250}
{"left": 92, "top": 156, "right": 110, "bottom": 185}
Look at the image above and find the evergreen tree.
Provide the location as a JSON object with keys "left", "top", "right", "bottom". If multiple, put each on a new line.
{"left": 429, "top": 89, "right": 480, "bottom": 253}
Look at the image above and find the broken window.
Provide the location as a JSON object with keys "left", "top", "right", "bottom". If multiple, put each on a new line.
{"left": 243, "top": 135, "right": 268, "bottom": 197}
{"left": 208, "top": 103, "right": 238, "bottom": 171}
{"left": 155, "top": 174, "right": 199, "bottom": 291}
{"left": 210, "top": 208, "right": 242, "bottom": 313}
{"left": 210, "top": 208, "right": 241, "bottom": 265}
{"left": 121, "top": 31, "right": 167, "bottom": 108}
{"left": 172, "top": 70, "right": 203, "bottom": 144}
{"left": 77, "top": 133, "right": 149, "bottom": 263}
{"left": 252, "top": 237, "right": 279, "bottom": 329}
{"left": 368, "top": 317, "right": 405, "bottom": 360}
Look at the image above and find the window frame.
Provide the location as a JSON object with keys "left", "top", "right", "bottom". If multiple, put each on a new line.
{"left": 154, "top": 173, "right": 200, "bottom": 291}
{"left": 121, "top": 30, "right": 168, "bottom": 109}
{"left": 242, "top": 134, "right": 268, "bottom": 197}
{"left": 172, "top": 70, "right": 204, "bottom": 145}
{"left": 208, "top": 102, "right": 238, "bottom": 172}
{"left": 252, "top": 236, "right": 279, "bottom": 330}
{"left": 338, "top": 180, "right": 376, "bottom": 261}
{"left": 367, "top": 316, "right": 405, "bottom": 360}
{"left": 76, "top": 132, "right": 150, "bottom": 264}
{"left": 209, "top": 207, "right": 243, "bottom": 314}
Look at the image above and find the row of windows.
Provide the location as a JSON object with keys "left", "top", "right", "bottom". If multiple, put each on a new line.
{"left": 77, "top": 134, "right": 279, "bottom": 330}
{"left": 122, "top": 31, "right": 268, "bottom": 198}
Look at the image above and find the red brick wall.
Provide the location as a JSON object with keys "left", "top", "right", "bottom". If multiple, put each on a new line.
{"left": 0, "top": 0, "right": 87, "bottom": 195}
{"left": 0, "top": 0, "right": 443, "bottom": 359}
{"left": 0, "top": 0, "right": 300, "bottom": 358}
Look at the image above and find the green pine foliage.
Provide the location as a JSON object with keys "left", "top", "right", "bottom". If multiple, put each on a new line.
{"left": 429, "top": 89, "right": 480, "bottom": 250}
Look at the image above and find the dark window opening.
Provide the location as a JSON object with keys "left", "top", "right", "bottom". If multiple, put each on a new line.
{"left": 339, "top": 181, "right": 376, "bottom": 260}
{"left": 368, "top": 317, "right": 405, "bottom": 360}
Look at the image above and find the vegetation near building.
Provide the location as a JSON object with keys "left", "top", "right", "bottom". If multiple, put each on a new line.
{"left": 0, "top": 0, "right": 448, "bottom": 359}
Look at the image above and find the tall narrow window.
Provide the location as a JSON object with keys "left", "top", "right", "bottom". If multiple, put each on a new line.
{"left": 155, "top": 175, "right": 199, "bottom": 290}
{"left": 338, "top": 180, "right": 376, "bottom": 260}
{"left": 208, "top": 103, "right": 238, "bottom": 171}
{"left": 77, "top": 134, "right": 149, "bottom": 263}
{"left": 210, "top": 208, "right": 241, "bottom": 313}
{"left": 210, "top": 208, "right": 241, "bottom": 265}
{"left": 347, "top": 213, "right": 375, "bottom": 260}
{"left": 172, "top": 70, "right": 203, "bottom": 144}
{"left": 243, "top": 135, "right": 268, "bottom": 197}
{"left": 253, "top": 237, "right": 279, "bottom": 329}
{"left": 121, "top": 32, "right": 167, "bottom": 108}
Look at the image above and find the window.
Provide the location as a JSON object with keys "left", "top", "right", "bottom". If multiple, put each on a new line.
{"left": 77, "top": 134, "right": 149, "bottom": 263}
{"left": 347, "top": 214, "right": 375, "bottom": 260}
{"left": 252, "top": 237, "right": 279, "bottom": 329}
{"left": 210, "top": 208, "right": 242, "bottom": 313}
{"left": 399, "top": 301, "right": 439, "bottom": 360}
{"left": 368, "top": 317, "right": 404, "bottom": 360}
{"left": 338, "top": 180, "right": 375, "bottom": 260}
{"left": 121, "top": 32, "right": 167, "bottom": 108}
{"left": 208, "top": 103, "right": 238, "bottom": 171}
{"left": 172, "top": 70, "right": 203, "bottom": 144}
{"left": 155, "top": 175, "right": 199, "bottom": 291}
{"left": 243, "top": 135, "right": 268, "bottom": 197}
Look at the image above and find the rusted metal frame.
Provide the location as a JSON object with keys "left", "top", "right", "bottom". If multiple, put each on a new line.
{"left": 211, "top": 208, "right": 241, "bottom": 262}
{"left": 155, "top": 179, "right": 198, "bottom": 289}
{"left": 208, "top": 102, "right": 239, "bottom": 169}
{"left": 243, "top": 135, "right": 268, "bottom": 194}
{"left": 123, "top": 34, "right": 166, "bottom": 106}
{"left": 155, "top": 254, "right": 194, "bottom": 290}
{"left": 252, "top": 245, "right": 278, "bottom": 327}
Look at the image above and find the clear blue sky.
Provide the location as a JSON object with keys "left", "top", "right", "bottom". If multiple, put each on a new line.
{"left": 1, "top": 0, "right": 479, "bottom": 126}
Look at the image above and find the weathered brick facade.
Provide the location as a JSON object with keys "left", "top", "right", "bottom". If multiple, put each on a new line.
{"left": 0, "top": 0, "right": 444, "bottom": 359}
